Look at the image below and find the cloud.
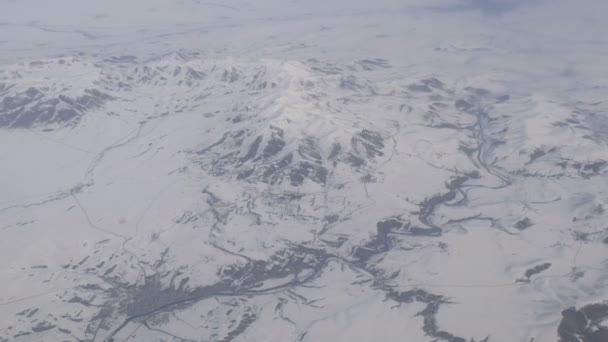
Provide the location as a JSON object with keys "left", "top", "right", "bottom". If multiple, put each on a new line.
{"left": 429, "top": 0, "right": 537, "bottom": 16}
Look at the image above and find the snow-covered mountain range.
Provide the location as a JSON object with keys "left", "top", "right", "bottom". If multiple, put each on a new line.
{"left": 0, "top": 52, "right": 607, "bottom": 342}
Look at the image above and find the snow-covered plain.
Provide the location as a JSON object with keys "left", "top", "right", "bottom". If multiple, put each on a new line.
{"left": 1, "top": 1, "right": 607, "bottom": 341}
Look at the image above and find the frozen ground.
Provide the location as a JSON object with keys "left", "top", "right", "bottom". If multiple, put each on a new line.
{"left": 0, "top": 1, "right": 607, "bottom": 341}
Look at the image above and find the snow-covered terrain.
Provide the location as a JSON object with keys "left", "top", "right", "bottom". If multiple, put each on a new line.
{"left": 1, "top": 1, "right": 608, "bottom": 342}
